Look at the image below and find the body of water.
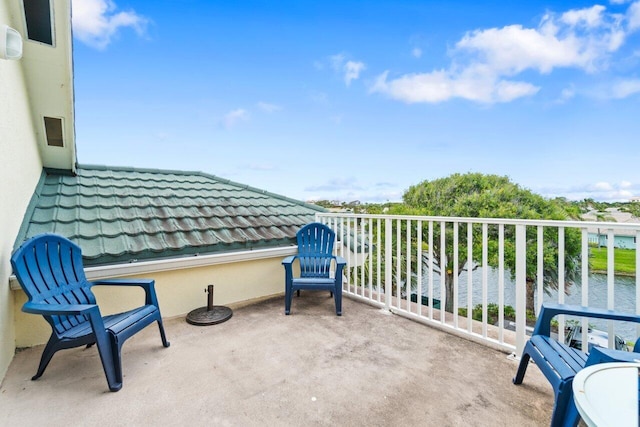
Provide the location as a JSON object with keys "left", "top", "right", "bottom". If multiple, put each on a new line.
{"left": 421, "top": 268, "right": 639, "bottom": 342}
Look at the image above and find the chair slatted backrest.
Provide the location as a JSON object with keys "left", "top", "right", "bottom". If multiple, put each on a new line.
{"left": 11, "top": 234, "right": 96, "bottom": 335}
{"left": 296, "top": 223, "right": 335, "bottom": 278}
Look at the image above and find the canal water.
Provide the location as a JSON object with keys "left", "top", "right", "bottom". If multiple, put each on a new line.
{"left": 421, "top": 268, "right": 639, "bottom": 342}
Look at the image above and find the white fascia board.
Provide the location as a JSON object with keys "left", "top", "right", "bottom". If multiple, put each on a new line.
{"left": 10, "top": 246, "right": 297, "bottom": 291}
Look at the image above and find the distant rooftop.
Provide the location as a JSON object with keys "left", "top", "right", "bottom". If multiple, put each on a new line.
{"left": 15, "top": 165, "right": 324, "bottom": 266}
{"left": 582, "top": 207, "right": 640, "bottom": 236}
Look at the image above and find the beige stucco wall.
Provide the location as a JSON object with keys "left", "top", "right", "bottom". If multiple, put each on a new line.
{"left": 18, "top": 0, "right": 76, "bottom": 171}
{"left": 0, "top": 2, "right": 45, "bottom": 381}
{"left": 13, "top": 255, "right": 289, "bottom": 347}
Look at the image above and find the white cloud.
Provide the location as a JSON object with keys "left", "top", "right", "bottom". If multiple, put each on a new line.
{"left": 455, "top": 14, "right": 621, "bottom": 74}
{"left": 305, "top": 177, "right": 363, "bottom": 192}
{"left": 561, "top": 5, "right": 606, "bottom": 28}
{"left": 494, "top": 79, "right": 541, "bottom": 102}
{"left": 256, "top": 102, "right": 282, "bottom": 113}
{"left": 302, "top": 175, "right": 404, "bottom": 203}
{"left": 412, "top": 47, "right": 423, "bottom": 58}
{"left": 72, "top": 0, "right": 148, "bottom": 49}
{"left": 328, "top": 54, "right": 366, "bottom": 86}
{"left": 587, "top": 77, "right": 640, "bottom": 99}
{"left": 611, "top": 78, "right": 640, "bottom": 98}
{"left": 372, "top": 3, "right": 637, "bottom": 104}
{"left": 557, "top": 86, "right": 576, "bottom": 103}
{"left": 222, "top": 109, "right": 249, "bottom": 129}
{"left": 371, "top": 70, "right": 448, "bottom": 103}
{"left": 371, "top": 68, "right": 539, "bottom": 104}
{"left": 594, "top": 181, "right": 614, "bottom": 190}
{"left": 456, "top": 25, "right": 572, "bottom": 74}
{"left": 540, "top": 180, "right": 640, "bottom": 201}
{"left": 344, "top": 61, "right": 366, "bottom": 86}
{"left": 628, "top": 1, "right": 640, "bottom": 31}
{"left": 329, "top": 54, "right": 346, "bottom": 71}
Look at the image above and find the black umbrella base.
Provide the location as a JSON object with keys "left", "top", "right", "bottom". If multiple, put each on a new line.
{"left": 186, "top": 305, "right": 233, "bottom": 326}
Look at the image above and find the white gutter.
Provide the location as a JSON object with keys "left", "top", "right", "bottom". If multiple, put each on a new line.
{"left": 10, "top": 246, "right": 298, "bottom": 291}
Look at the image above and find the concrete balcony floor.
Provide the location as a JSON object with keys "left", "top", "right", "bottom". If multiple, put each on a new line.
{"left": 0, "top": 294, "right": 553, "bottom": 426}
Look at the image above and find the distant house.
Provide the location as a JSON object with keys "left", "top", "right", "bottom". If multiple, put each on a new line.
{"left": 583, "top": 208, "right": 639, "bottom": 249}
{"left": 588, "top": 232, "right": 637, "bottom": 249}
{"left": 1, "top": 2, "right": 321, "bottom": 383}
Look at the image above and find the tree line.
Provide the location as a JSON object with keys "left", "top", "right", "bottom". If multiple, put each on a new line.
{"left": 313, "top": 173, "right": 637, "bottom": 314}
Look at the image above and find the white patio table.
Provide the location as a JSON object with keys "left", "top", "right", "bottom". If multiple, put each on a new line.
{"left": 572, "top": 361, "right": 640, "bottom": 427}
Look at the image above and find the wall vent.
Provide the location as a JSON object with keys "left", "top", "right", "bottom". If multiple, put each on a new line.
{"left": 23, "top": 0, "right": 54, "bottom": 46}
{"left": 44, "top": 116, "right": 63, "bottom": 147}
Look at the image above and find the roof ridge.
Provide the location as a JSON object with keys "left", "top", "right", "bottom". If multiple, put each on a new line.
{"left": 76, "top": 164, "right": 324, "bottom": 212}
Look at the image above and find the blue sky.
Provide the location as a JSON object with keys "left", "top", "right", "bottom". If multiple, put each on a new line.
{"left": 71, "top": 0, "right": 640, "bottom": 203}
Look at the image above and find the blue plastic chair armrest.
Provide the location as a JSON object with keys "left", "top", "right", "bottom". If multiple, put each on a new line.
{"left": 92, "top": 278, "right": 154, "bottom": 290}
{"left": 585, "top": 346, "right": 640, "bottom": 367}
{"left": 92, "top": 279, "right": 159, "bottom": 306}
{"left": 22, "top": 301, "right": 98, "bottom": 316}
{"left": 335, "top": 256, "right": 346, "bottom": 266}
{"left": 282, "top": 255, "right": 297, "bottom": 266}
{"left": 533, "top": 303, "right": 640, "bottom": 337}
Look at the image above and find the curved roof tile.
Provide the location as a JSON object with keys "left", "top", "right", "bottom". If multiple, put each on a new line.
{"left": 15, "top": 165, "right": 324, "bottom": 266}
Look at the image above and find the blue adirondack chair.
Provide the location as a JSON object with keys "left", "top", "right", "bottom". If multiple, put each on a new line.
{"left": 11, "top": 233, "right": 170, "bottom": 392}
{"left": 512, "top": 303, "right": 640, "bottom": 427}
{"left": 282, "top": 222, "right": 346, "bottom": 315}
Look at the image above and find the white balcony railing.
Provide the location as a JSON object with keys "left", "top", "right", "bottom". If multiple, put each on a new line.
{"left": 316, "top": 213, "right": 640, "bottom": 356}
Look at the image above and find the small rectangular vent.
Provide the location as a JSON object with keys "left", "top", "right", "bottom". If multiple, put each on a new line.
{"left": 23, "top": 0, "right": 54, "bottom": 45}
{"left": 44, "top": 117, "right": 63, "bottom": 147}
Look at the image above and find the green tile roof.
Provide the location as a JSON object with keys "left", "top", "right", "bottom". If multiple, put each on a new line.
{"left": 15, "top": 165, "right": 325, "bottom": 266}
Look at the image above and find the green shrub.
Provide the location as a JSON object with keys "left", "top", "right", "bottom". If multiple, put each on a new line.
{"left": 459, "top": 303, "right": 536, "bottom": 325}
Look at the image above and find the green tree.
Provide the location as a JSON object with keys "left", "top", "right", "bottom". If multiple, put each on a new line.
{"left": 620, "top": 202, "right": 640, "bottom": 219}
{"left": 310, "top": 200, "right": 334, "bottom": 208}
{"left": 398, "top": 173, "right": 582, "bottom": 313}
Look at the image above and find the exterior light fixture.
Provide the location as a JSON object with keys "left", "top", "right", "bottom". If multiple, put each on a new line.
{"left": 0, "top": 25, "right": 23, "bottom": 60}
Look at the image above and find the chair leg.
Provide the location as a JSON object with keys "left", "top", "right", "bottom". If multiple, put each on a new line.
{"left": 285, "top": 286, "right": 293, "bottom": 315}
{"left": 512, "top": 348, "right": 531, "bottom": 385}
{"left": 157, "top": 319, "right": 170, "bottom": 347}
{"left": 31, "top": 336, "right": 60, "bottom": 380}
{"left": 93, "top": 330, "right": 121, "bottom": 392}
{"left": 110, "top": 335, "right": 124, "bottom": 386}
{"left": 559, "top": 396, "right": 580, "bottom": 427}
{"left": 550, "top": 386, "right": 580, "bottom": 427}
{"left": 334, "top": 288, "right": 342, "bottom": 316}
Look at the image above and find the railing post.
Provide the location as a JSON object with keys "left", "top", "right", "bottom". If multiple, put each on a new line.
{"left": 385, "top": 217, "right": 392, "bottom": 311}
{"left": 607, "top": 228, "right": 615, "bottom": 348}
{"left": 581, "top": 228, "right": 590, "bottom": 352}
{"left": 637, "top": 230, "right": 640, "bottom": 339}
{"left": 515, "top": 224, "right": 527, "bottom": 356}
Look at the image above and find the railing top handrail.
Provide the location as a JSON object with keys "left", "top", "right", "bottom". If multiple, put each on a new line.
{"left": 316, "top": 212, "right": 640, "bottom": 231}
